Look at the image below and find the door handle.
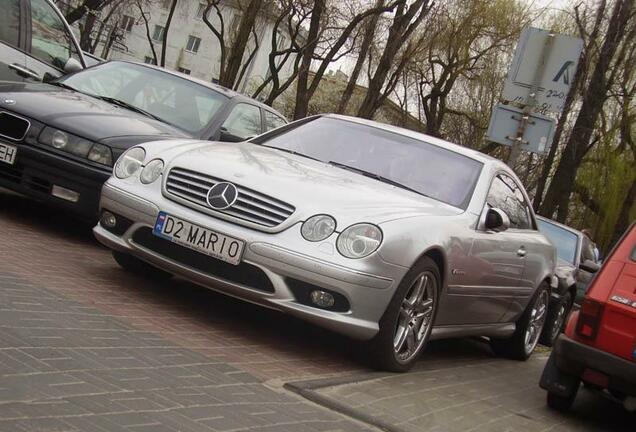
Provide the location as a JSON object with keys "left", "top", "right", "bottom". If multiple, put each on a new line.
{"left": 517, "top": 247, "right": 527, "bottom": 257}
{"left": 9, "top": 63, "right": 40, "bottom": 80}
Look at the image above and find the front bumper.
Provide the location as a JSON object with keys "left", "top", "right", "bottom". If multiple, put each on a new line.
{"left": 93, "top": 182, "right": 408, "bottom": 340}
{"left": 552, "top": 334, "right": 636, "bottom": 395}
{"left": 0, "top": 142, "right": 110, "bottom": 218}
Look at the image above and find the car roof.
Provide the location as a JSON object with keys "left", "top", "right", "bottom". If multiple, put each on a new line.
{"left": 536, "top": 215, "right": 583, "bottom": 238}
{"left": 101, "top": 60, "right": 285, "bottom": 116}
{"left": 322, "top": 114, "right": 508, "bottom": 169}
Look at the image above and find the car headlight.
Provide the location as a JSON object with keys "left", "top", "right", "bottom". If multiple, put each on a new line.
{"left": 337, "top": 223, "right": 383, "bottom": 259}
{"left": 39, "top": 127, "right": 93, "bottom": 157}
{"left": 140, "top": 159, "right": 164, "bottom": 184}
{"left": 88, "top": 143, "right": 113, "bottom": 166}
{"left": 301, "top": 214, "right": 336, "bottom": 241}
{"left": 114, "top": 147, "right": 145, "bottom": 179}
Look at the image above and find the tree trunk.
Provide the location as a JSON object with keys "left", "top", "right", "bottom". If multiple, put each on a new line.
{"left": 65, "top": 0, "right": 110, "bottom": 25}
{"left": 293, "top": 0, "right": 325, "bottom": 120}
{"left": 539, "top": 0, "right": 633, "bottom": 222}
{"left": 611, "top": 176, "right": 636, "bottom": 246}
{"left": 160, "top": 0, "right": 178, "bottom": 67}
{"left": 218, "top": 0, "right": 264, "bottom": 88}
{"left": 137, "top": 1, "right": 158, "bottom": 65}
{"left": 336, "top": 0, "right": 384, "bottom": 114}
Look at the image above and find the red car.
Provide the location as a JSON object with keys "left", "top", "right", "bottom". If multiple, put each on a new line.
{"left": 540, "top": 223, "right": 636, "bottom": 411}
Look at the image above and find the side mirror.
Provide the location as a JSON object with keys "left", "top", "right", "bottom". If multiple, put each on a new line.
{"left": 579, "top": 259, "right": 600, "bottom": 273}
{"left": 219, "top": 127, "right": 245, "bottom": 143}
{"left": 485, "top": 207, "right": 510, "bottom": 232}
{"left": 64, "top": 57, "right": 83, "bottom": 74}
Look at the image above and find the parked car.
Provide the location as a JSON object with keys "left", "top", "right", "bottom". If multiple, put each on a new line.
{"left": 0, "top": 60, "right": 287, "bottom": 218}
{"left": 540, "top": 223, "right": 636, "bottom": 412}
{"left": 93, "top": 114, "right": 556, "bottom": 372}
{"left": 1, "top": 0, "right": 86, "bottom": 82}
{"left": 536, "top": 216, "right": 601, "bottom": 346}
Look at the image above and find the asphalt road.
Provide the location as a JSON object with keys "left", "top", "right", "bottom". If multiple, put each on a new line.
{"left": 1, "top": 189, "right": 633, "bottom": 431}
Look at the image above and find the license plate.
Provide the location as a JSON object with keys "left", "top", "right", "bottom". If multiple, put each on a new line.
{"left": 153, "top": 212, "right": 244, "bottom": 265}
{"left": 0, "top": 142, "right": 17, "bottom": 165}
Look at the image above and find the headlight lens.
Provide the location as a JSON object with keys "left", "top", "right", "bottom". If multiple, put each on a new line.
{"left": 140, "top": 159, "right": 164, "bottom": 184}
{"left": 39, "top": 127, "right": 93, "bottom": 157}
{"left": 87, "top": 143, "right": 113, "bottom": 166}
{"left": 337, "top": 223, "right": 383, "bottom": 259}
{"left": 114, "top": 147, "right": 145, "bottom": 179}
{"left": 301, "top": 214, "right": 336, "bottom": 241}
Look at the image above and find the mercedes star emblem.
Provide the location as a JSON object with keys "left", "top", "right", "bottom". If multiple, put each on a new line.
{"left": 206, "top": 182, "right": 239, "bottom": 210}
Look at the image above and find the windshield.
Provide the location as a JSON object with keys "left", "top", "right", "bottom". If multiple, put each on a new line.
{"left": 59, "top": 62, "right": 228, "bottom": 134}
{"left": 255, "top": 117, "right": 483, "bottom": 208}
{"left": 537, "top": 219, "right": 578, "bottom": 265}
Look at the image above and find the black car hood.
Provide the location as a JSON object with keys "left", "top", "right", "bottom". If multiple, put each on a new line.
{"left": 0, "top": 82, "right": 190, "bottom": 148}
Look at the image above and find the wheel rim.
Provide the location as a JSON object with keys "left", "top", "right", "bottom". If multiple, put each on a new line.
{"left": 550, "top": 302, "right": 568, "bottom": 341}
{"left": 393, "top": 271, "right": 436, "bottom": 364}
{"left": 525, "top": 289, "right": 549, "bottom": 353}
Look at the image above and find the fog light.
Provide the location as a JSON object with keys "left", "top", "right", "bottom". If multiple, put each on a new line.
{"left": 51, "top": 185, "right": 80, "bottom": 202}
{"left": 310, "top": 290, "right": 335, "bottom": 308}
{"left": 100, "top": 211, "right": 117, "bottom": 228}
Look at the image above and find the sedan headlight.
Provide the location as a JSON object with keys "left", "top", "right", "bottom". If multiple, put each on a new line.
{"left": 39, "top": 127, "right": 114, "bottom": 166}
{"left": 337, "top": 223, "right": 383, "bottom": 259}
{"left": 114, "top": 147, "right": 145, "bottom": 179}
{"left": 301, "top": 214, "right": 336, "bottom": 241}
{"left": 140, "top": 159, "right": 164, "bottom": 184}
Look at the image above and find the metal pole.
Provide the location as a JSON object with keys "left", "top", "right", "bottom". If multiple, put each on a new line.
{"left": 506, "top": 32, "right": 556, "bottom": 168}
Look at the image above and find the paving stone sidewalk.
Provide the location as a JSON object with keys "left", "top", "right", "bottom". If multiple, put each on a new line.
{"left": 0, "top": 272, "right": 373, "bottom": 432}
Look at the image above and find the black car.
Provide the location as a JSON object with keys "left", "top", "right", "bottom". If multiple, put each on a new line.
{"left": 0, "top": 60, "right": 287, "bottom": 218}
{"left": 536, "top": 216, "right": 601, "bottom": 346}
{"left": 1, "top": 0, "right": 86, "bottom": 82}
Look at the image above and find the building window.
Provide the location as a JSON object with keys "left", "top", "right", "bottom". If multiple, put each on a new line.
{"left": 178, "top": 67, "right": 191, "bottom": 75}
{"left": 120, "top": 15, "right": 135, "bottom": 32}
{"left": 144, "top": 56, "right": 156, "bottom": 65}
{"left": 152, "top": 25, "right": 165, "bottom": 41}
{"left": 185, "top": 35, "right": 201, "bottom": 53}
{"left": 196, "top": 3, "right": 207, "bottom": 19}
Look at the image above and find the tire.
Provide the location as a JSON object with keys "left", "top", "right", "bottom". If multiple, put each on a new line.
{"left": 368, "top": 256, "right": 440, "bottom": 372}
{"left": 547, "top": 389, "right": 577, "bottom": 412}
{"left": 491, "top": 282, "right": 549, "bottom": 360}
{"left": 540, "top": 291, "right": 573, "bottom": 347}
{"left": 112, "top": 251, "right": 172, "bottom": 280}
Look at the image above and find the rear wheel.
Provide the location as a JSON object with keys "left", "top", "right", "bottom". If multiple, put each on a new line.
{"left": 369, "top": 257, "right": 440, "bottom": 372}
{"left": 540, "top": 291, "right": 573, "bottom": 347}
{"left": 112, "top": 251, "right": 172, "bottom": 280}
{"left": 491, "top": 282, "right": 549, "bottom": 360}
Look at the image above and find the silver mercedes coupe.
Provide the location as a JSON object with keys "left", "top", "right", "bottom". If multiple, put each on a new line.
{"left": 93, "top": 114, "right": 556, "bottom": 372}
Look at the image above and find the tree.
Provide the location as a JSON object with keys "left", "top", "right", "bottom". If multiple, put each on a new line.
{"left": 160, "top": 0, "right": 178, "bottom": 67}
{"left": 539, "top": 0, "right": 635, "bottom": 222}
{"left": 137, "top": 0, "right": 159, "bottom": 65}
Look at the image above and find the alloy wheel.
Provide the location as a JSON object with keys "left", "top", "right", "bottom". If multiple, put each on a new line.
{"left": 525, "top": 289, "right": 549, "bottom": 353}
{"left": 393, "top": 271, "right": 437, "bottom": 363}
{"left": 550, "top": 302, "right": 567, "bottom": 341}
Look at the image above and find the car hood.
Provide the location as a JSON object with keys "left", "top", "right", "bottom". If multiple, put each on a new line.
{"left": 0, "top": 81, "right": 189, "bottom": 146}
{"left": 164, "top": 141, "right": 463, "bottom": 224}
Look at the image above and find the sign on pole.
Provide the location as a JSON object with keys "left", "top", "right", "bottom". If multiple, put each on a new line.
{"left": 486, "top": 104, "right": 556, "bottom": 155}
{"left": 502, "top": 27, "right": 584, "bottom": 114}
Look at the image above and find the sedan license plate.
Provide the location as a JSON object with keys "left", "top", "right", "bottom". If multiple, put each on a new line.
{"left": 153, "top": 212, "right": 244, "bottom": 265}
{"left": 0, "top": 142, "right": 17, "bottom": 165}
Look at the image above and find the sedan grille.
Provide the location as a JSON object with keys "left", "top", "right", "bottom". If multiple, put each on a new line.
{"left": 0, "top": 112, "right": 30, "bottom": 141}
{"left": 165, "top": 167, "right": 295, "bottom": 228}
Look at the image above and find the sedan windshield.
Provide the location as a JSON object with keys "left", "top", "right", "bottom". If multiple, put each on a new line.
{"left": 59, "top": 62, "right": 228, "bottom": 134}
{"left": 537, "top": 219, "right": 578, "bottom": 264}
{"left": 255, "top": 117, "right": 483, "bottom": 208}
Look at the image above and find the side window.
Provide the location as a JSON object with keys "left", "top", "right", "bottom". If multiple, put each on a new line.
{"left": 221, "top": 104, "right": 262, "bottom": 139}
{"left": 486, "top": 174, "right": 531, "bottom": 229}
{"left": 30, "top": 0, "right": 78, "bottom": 69}
{"left": 0, "top": 0, "right": 21, "bottom": 47}
{"left": 264, "top": 111, "right": 286, "bottom": 131}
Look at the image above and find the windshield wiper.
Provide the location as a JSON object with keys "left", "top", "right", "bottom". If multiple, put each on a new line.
{"left": 328, "top": 161, "right": 430, "bottom": 198}
{"left": 49, "top": 81, "right": 77, "bottom": 91}
{"left": 93, "top": 96, "right": 164, "bottom": 122}
{"left": 260, "top": 145, "right": 322, "bottom": 162}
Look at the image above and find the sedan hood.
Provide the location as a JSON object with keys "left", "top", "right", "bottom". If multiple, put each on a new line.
{"left": 165, "top": 141, "right": 463, "bottom": 224}
{"left": 0, "top": 82, "right": 189, "bottom": 147}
